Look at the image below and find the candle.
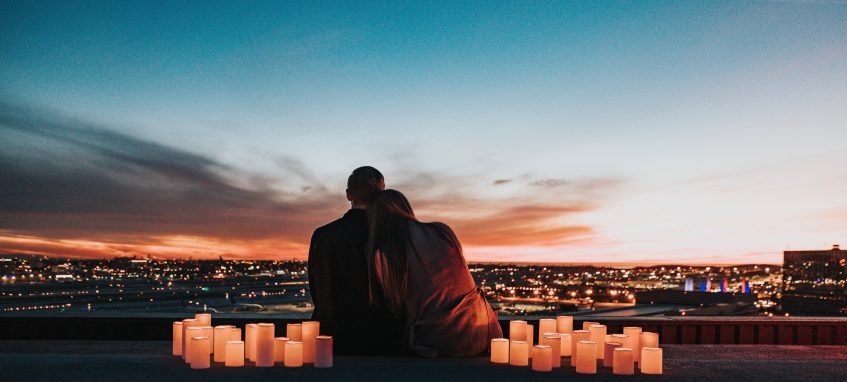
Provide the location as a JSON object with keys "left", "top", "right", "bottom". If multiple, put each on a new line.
{"left": 589, "top": 324, "right": 607, "bottom": 359}
{"left": 603, "top": 342, "right": 622, "bottom": 367}
{"left": 286, "top": 323, "right": 302, "bottom": 342}
{"left": 570, "top": 330, "right": 590, "bottom": 367}
{"left": 612, "top": 347, "right": 634, "bottom": 375}
{"left": 526, "top": 324, "right": 534, "bottom": 357}
{"left": 559, "top": 333, "right": 572, "bottom": 357}
{"left": 185, "top": 327, "right": 204, "bottom": 364}
{"left": 531, "top": 345, "right": 552, "bottom": 372}
{"left": 200, "top": 326, "right": 214, "bottom": 354}
{"left": 284, "top": 341, "right": 304, "bottom": 367}
{"left": 190, "top": 336, "right": 211, "bottom": 369}
{"left": 213, "top": 325, "right": 234, "bottom": 362}
{"left": 575, "top": 341, "right": 597, "bottom": 374}
{"left": 640, "top": 347, "right": 663, "bottom": 375}
{"left": 230, "top": 327, "right": 242, "bottom": 342}
{"left": 556, "top": 315, "right": 573, "bottom": 334}
{"left": 302, "top": 321, "right": 320, "bottom": 363}
{"left": 582, "top": 321, "right": 599, "bottom": 331}
{"left": 245, "top": 324, "right": 258, "bottom": 362}
{"left": 612, "top": 334, "right": 629, "bottom": 347}
{"left": 273, "top": 337, "right": 290, "bottom": 363}
{"left": 605, "top": 334, "right": 612, "bottom": 343}
{"left": 172, "top": 322, "right": 183, "bottom": 356}
{"left": 181, "top": 318, "right": 199, "bottom": 360}
{"left": 195, "top": 313, "right": 212, "bottom": 327}
{"left": 623, "top": 327, "right": 642, "bottom": 362}
{"left": 509, "top": 320, "right": 527, "bottom": 342}
{"left": 638, "top": 332, "right": 659, "bottom": 367}
{"left": 538, "top": 319, "right": 556, "bottom": 335}
{"left": 490, "top": 338, "right": 509, "bottom": 364}
{"left": 315, "top": 336, "right": 333, "bottom": 368}
{"left": 255, "top": 323, "right": 275, "bottom": 367}
{"left": 540, "top": 334, "right": 561, "bottom": 368}
{"left": 225, "top": 341, "right": 244, "bottom": 367}
{"left": 508, "top": 341, "right": 528, "bottom": 366}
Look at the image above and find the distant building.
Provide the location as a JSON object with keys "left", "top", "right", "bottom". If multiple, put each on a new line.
{"left": 782, "top": 245, "right": 847, "bottom": 315}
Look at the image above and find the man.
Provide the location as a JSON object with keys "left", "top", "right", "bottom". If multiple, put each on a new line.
{"left": 307, "top": 166, "right": 400, "bottom": 354}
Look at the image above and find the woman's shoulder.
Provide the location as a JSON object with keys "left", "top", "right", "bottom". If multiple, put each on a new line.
{"left": 412, "top": 221, "right": 460, "bottom": 248}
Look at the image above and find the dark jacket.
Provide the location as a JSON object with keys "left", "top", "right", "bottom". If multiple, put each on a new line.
{"left": 308, "top": 209, "right": 401, "bottom": 354}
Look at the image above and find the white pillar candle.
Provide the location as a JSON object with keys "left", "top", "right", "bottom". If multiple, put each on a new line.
{"left": 230, "top": 327, "right": 242, "bottom": 342}
{"left": 213, "top": 325, "right": 234, "bottom": 362}
{"left": 509, "top": 320, "right": 527, "bottom": 342}
{"left": 556, "top": 315, "right": 573, "bottom": 334}
{"left": 181, "top": 318, "right": 199, "bottom": 360}
{"left": 570, "top": 330, "right": 590, "bottom": 367}
{"left": 613, "top": 347, "right": 634, "bottom": 375}
{"left": 612, "top": 334, "right": 629, "bottom": 347}
{"left": 490, "top": 338, "right": 509, "bottom": 364}
{"left": 623, "top": 327, "right": 642, "bottom": 362}
{"left": 200, "top": 326, "right": 214, "bottom": 351}
{"left": 286, "top": 323, "right": 302, "bottom": 341}
{"left": 531, "top": 345, "right": 552, "bottom": 372}
{"left": 302, "top": 321, "right": 320, "bottom": 363}
{"left": 190, "top": 336, "right": 211, "bottom": 369}
{"left": 559, "top": 333, "right": 572, "bottom": 357}
{"left": 640, "top": 347, "right": 663, "bottom": 375}
{"left": 284, "top": 341, "right": 303, "bottom": 367}
{"left": 273, "top": 337, "right": 290, "bottom": 363}
{"left": 172, "top": 322, "right": 183, "bottom": 356}
{"left": 575, "top": 341, "right": 597, "bottom": 374}
{"left": 508, "top": 341, "right": 528, "bottom": 366}
{"left": 638, "top": 332, "right": 659, "bottom": 367}
{"left": 245, "top": 324, "right": 258, "bottom": 362}
{"left": 526, "top": 324, "right": 534, "bottom": 357}
{"left": 588, "top": 324, "right": 607, "bottom": 359}
{"left": 255, "top": 323, "right": 275, "bottom": 367}
{"left": 185, "top": 327, "right": 204, "bottom": 364}
{"left": 582, "top": 321, "right": 599, "bottom": 331}
{"left": 315, "top": 336, "right": 333, "bottom": 368}
{"left": 538, "top": 319, "right": 556, "bottom": 335}
{"left": 225, "top": 341, "right": 244, "bottom": 367}
{"left": 540, "top": 334, "right": 561, "bottom": 368}
{"left": 603, "top": 342, "right": 622, "bottom": 367}
{"left": 194, "top": 313, "right": 212, "bottom": 327}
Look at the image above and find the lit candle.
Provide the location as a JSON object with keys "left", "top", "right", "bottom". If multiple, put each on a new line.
{"left": 559, "top": 333, "right": 572, "bottom": 357}
{"left": 273, "top": 337, "right": 290, "bottom": 363}
{"left": 570, "top": 330, "right": 590, "bottom": 367}
{"left": 623, "top": 327, "right": 642, "bottom": 362}
{"left": 508, "top": 341, "right": 528, "bottom": 366}
{"left": 640, "top": 347, "right": 663, "bottom": 375}
{"left": 255, "top": 323, "right": 275, "bottom": 367}
{"left": 612, "top": 334, "right": 629, "bottom": 348}
{"left": 230, "top": 327, "right": 242, "bottom": 342}
{"left": 526, "top": 324, "right": 534, "bottom": 358}
{"left": 605, "top": 334, "right": 612, "bottom": 343}
{"left": 190, "top": 336, "right": 211, "bottom": 369}
{"left": 638, "top": 332, "right": 659, "bottom": 367}
{"left": 540, "top": 334, "right": 561, "bottom": 368}
{"left": 582, "top": 321, "right": 599, "bottom": 331}
{"left": 612, "top": 347, "right": 634, "bottom": 375}
{"left": 575, "top": 341, "right": 597, "bottom": 374}
{"left": 302, "top": 321, "right": 320, "bottom": 363}
{"left": 225, "top": 341, "right": 244, "bottom": 367}
{"left": 181, "top": 318, "right": 199, "bottom": 360}
{"left": 531, "top": 345, "right": 552, "bottom": 372}
{"left": 284, "top": 341, "right": 304, "bottom": 367}
{"left": 213, "top": 325, "right": 234, "bottom": 362}
{"left": 490, "top": 338, "right": 509, "bottom": 364}
{"left": 589, "top": 324, "right": 607, "bottom": 359}
{"left": 185, "top": 327, "right": 204, "bottom": 364}
{"left": 603, "top": 342, "right": 622, "bottom": 367}
{"left": 195, "top": 313, "right": 212, "bottom": 327}
{"left": 172, "top": 322, "right": 183, "bottom": 356}
{"left": 509, "top": 320, "right": 527, "bottom": 342}
{"left": 315, "top": 336, "right": 333, "bottom": 368}
{"left": 287, "top": 323, "right": 302, "bottom": 341}
{"left": 556, "top": 315, "right": 573, "bottom": 334}
{"left": 200, "top": 326, "right": 214, "bottom": 355}
{"left": 245, "top": 324, "right": 258, "bottom": 362}
{"left": 538, "top": 319, "right": 556, "bottom": 335}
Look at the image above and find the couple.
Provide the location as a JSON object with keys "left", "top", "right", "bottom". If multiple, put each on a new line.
{"left": 308, "top": 166, "right": 502, "bottom": 357}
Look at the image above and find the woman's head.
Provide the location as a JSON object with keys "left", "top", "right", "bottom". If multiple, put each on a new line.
{"left": 366, "top": 189, "right": 417, "bottom": 309}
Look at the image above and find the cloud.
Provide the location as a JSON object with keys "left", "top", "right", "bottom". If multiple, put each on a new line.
{"left": 493, "top": 179, "right": 512, "bottom": 185}
{"left": 530, "top": 179, "right": 570, "bottom": 188}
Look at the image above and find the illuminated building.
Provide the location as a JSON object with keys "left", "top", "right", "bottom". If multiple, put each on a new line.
{"left": 782, "top": 245, "right": 847, "bottom": 315}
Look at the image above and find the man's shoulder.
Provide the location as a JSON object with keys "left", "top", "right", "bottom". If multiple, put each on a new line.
{"left": 312, "top": 217, "right": 345, "bottom": 240}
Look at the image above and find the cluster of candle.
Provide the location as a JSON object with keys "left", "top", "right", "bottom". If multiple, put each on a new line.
{"left": 172, "top": 314, "right": 333, "bottom": 369}
{"left": 490, "top": 317, "right": 662, "bottom": 375}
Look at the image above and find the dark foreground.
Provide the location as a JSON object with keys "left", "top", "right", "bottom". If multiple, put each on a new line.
{"left": 0, "top": 341, "right": 845, "bottom": 382}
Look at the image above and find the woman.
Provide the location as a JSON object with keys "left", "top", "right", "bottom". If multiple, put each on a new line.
{"left": 366, "top": 189, "right": 502, "bottom": 357}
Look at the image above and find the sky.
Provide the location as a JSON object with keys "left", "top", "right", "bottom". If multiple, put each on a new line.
{"left": 1, "top": 1, "right": 846, "bottom": 264}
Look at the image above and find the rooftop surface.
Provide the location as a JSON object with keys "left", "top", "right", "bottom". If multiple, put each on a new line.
{"left": 1, "top": 341, "right": 845, "bottom": 382}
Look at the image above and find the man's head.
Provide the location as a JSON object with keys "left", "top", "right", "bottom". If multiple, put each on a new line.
{"left": 346, "top": 166, "right": 385, "bottom": 208}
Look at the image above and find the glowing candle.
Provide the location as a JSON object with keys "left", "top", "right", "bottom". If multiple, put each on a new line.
{"left": 582, "top": 321, "right": 599, "bottom": 331}
{"left": 570, "top": 330, "right": 590, "bottom": 367}
{"left": 225, "top": 341, "right": 244, "bottom": 367}
{"left": 526, "top": 324, "right": 534, "bottom": 357}
{"left": 531, "top": 345, "right": 552, "bottom": 372}
{"left": 190, "top": 336, "right": 211, "bottom": 369}
{"left": 245, "top": 324, "right": 258, "bottom": 362}
{"left": 540, "top": 334, "right": 561, "bottom": 368}
{"left": 612, "top": 334, "right": 629, "bottom": 348}
{"left": 195, "top": 313, "right": 212, "bottom": 327}
{"left": 509, "top": 320, "right": 527, "bottom": 342}
{"left": 638, "top": 332, "right": 659, "bottom": 367}
{"left": 185, "top": 327, "right": 204, "bottom": 364}
{"left": 273, "top": 337, "right": 290, "bottom": 363}
{"left": 508, "top": 341, "right": 528, "bottom": 366}
{"left": 284, "top": 341, "right": 303, "bottom": 367}
{"left": 172, "top": 322, "right": 183, "bottom": 356}
{"left": 603, "top": 342, "right": 622, "bottom": 367}
{"left": 490, "top": 338, "right": 509, "bottom": 364}
{"left": 613, "top": 347, "right": 634, "bottom": 375}
{"left": 539, "top": 319, "right": 556, "bottom": 335}
{"left": 315, "top": 336, "right": 333, "bottom": 368}
{"left": 302, "top": 321, "right": 320, "bottom": 363}
{"left": 605, "top": 334, "right": 612, "bottom": 343}
{"left": 623, "top": 327, "right": 642, "bottom": 362}
{"left": 286, "top": 323, "right": 302, "bottom": 341}
{"left": 181, "top": 318, "right": 199, "bottom": 360}
{"left": 255, "top": 323, "right": 275, "bottom": 367}
{"left": 559, "top": 333, "right": 572, "bottom": 357}
{"left": 575, "top": 341, "right": 597, "bottom": 374}
{"left": 589, "top": 324, "right": 607, "bottom": 359}
{"left": 556, "top": 315, "right": 573, "bottom": 334}
{"left": 230, "top": 327, "right": 242, "bottom": 342}
{"left": 640, "top": 347, "right": 663, "bottom": 375}
{"left": 213, "top": 325, "right": 234, "bottom": 362}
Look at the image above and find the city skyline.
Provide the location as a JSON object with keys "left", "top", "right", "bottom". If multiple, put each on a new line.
{"left": 2, "top": 2, "right": 847, "bottom": 264}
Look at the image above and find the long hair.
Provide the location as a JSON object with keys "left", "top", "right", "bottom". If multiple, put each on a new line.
{"left": 366, "top": 189, "right": 417, "bottom": 310}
